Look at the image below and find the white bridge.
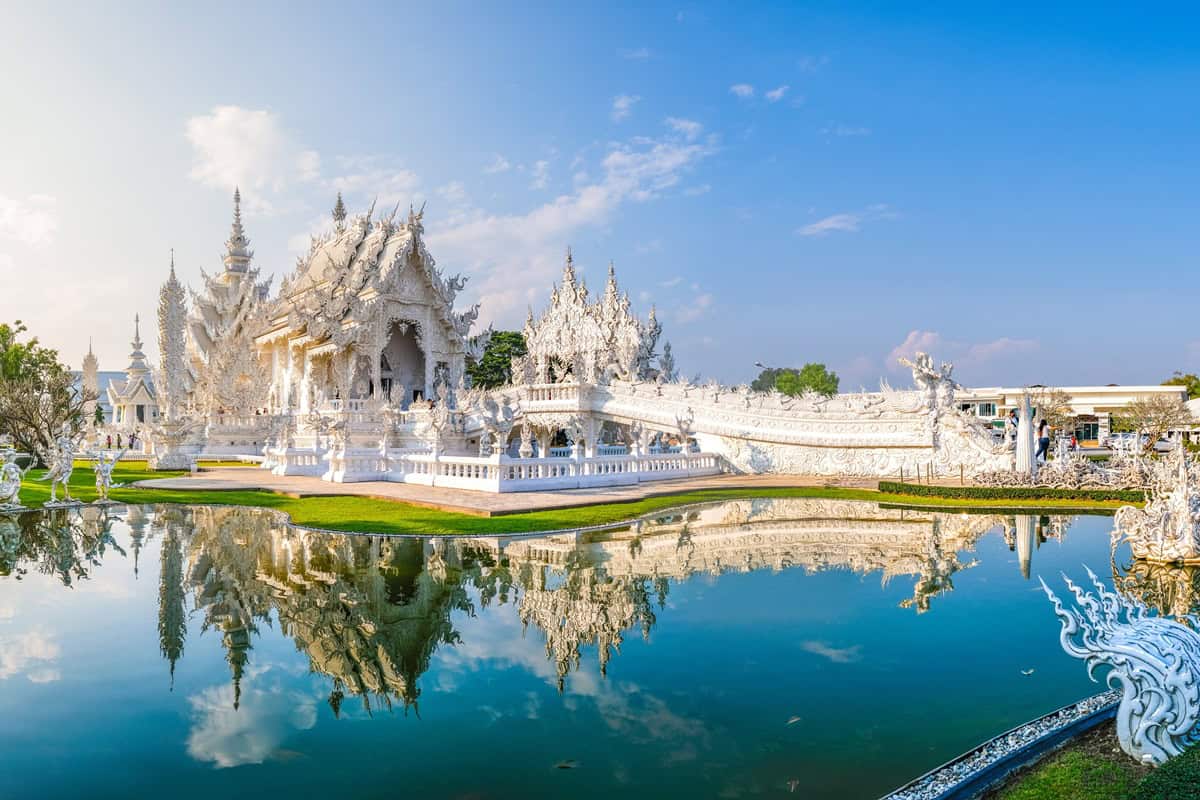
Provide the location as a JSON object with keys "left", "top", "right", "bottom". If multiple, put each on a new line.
{"left": 244, "top": 352, "right": 1011, "bottom": 493}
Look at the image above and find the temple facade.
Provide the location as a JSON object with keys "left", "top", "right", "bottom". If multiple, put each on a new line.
{"left": 118, "top": 190, "right": 1016, "bottom": 488}
{"left": 254, "top": 198, "right": 476, "bottom": 414}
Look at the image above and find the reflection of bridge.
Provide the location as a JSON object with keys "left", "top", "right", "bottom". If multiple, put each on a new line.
{"left": 0, "top": 499, "right": 1076, "bottom": 712}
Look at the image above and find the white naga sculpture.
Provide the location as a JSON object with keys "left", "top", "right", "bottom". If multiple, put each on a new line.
{"left": 0, "top": 443, "right": 32, "bottom": 511}
{"left": 1115, "top": 448, "right": 1200, "bottom": 563}
{"left": 37, "top": 424, "right": 82, "bottom": 506}
{"left": 90, "top": 449, "right": 126, "bottom": 503}
{"left": 1042, "top": 567, "right": 1200, "bottom": 765}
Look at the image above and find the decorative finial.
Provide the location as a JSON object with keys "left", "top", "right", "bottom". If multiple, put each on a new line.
{"left": 134, "top": 313, "right": 141, "bottom": 343}
{"left": 169, "top": 247, "right": 176, "bottom": 278}
{"left": 333, "top": 192, "right": 347, "bottom": 229}
{"left": 88, "top": 336, "right": 93, "bottom": 356}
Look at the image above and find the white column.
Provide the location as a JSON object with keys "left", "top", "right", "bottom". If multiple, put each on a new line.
{"left": 1015, "top": 392, "right": 1034, "bottom": 476}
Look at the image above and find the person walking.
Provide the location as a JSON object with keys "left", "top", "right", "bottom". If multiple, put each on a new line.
{"left": 1036, "top": 419, "right": 1051, "bottom": 463}
{"left": 106, "top": 434, "right": 112, "bottom": 450}
{"left": 1007, "top": 409, "right": 1019, "bottom": 444}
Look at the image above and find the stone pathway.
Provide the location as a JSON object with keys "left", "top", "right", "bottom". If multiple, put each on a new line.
{"left": 133, "top": 467, "right": 883, "bottom": 517}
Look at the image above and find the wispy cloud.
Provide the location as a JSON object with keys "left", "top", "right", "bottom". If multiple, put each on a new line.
{"left": 0, "top": 193, "right": 58, "bottom": 247}
{"left": 797, "top": 212, "right": 862, "bottom": 237}
{"left": 888, "top": 329, "right": 1039, "bottom": 374}
{"left": 729, "top": 83, "right": 755, "bottom": 99}
{"left": 620, "top": 47, "right": 652, "bottom": 61}
{"left": 185, "top": 105, "right": 320, "bottom": 214}
{"left": 797, "top": 204, "right": 894, "bottom": 237}
{"left": 483, "top": 154, "right": 511, "bottom": 174}
{"left": 530, "top": 159, "right": 550, "bottom": 190}
{"left": 611, "top": 94, "right": 641, "bottom": 122}
{"left": 820, "top": 123, "right": 871, "bottom": 137}
{"left": 800, "top": 641, "right": 862, "bottom": 664}
{"left": 428, "top": 120, "right": 718, "bottom": 325}
{"left": 765, "top": 85, "right": 790, "bottom": 103}
{"left": 797, "top": 55, "right": 830, "bottom": 72}
{"left": 665, "top": 117, "right": 703, "bottom": 141}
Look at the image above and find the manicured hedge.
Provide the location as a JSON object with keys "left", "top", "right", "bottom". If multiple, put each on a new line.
{"left": 1132, "top": 745, "right": 1200, "bottom": 799}
{"left": 877, "top": 481, "right": 1144, "bottom": 504}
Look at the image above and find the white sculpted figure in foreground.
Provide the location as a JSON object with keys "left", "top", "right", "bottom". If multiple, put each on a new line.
{"left": 38, "top": 424, "right": 80, "bottom": 506}
{"left": 1042, "top": 567, "right": 1200, "bottom": 765}
{"left": 1116, "top": 448, "right": 1200, "bottom": 563}
{"left": 90, "top": 450, "right": 125, "bottom": 503}
{"left": 0, "top": 443, "right": 31, "bottom": 510}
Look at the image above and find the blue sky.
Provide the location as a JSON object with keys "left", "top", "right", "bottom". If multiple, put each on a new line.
{"left": 1, "top": 2, "right": 1198, "bottom": 388}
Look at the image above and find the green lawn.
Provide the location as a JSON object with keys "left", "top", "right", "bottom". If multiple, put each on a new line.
{"left": 992, "top": 721, "right": 1200, "bottom": 800}
{"left": 13, "top": 460, "right": 1127, "bottom": 536}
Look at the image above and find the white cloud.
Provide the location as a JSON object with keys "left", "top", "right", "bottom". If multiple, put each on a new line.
{"left": 611, "top": 94, "right": 641, "bottom": 122}
{"left": 888, "top": 329, "right": 1039, "bottom": 374}
{"left": 800, "top": 641, "right": 862, "bottom": 664}
{"left": 620, "top": 47, "right": 652, "bottom": 61}
{"left": 797, "top": 213, "right": 862, "bottom": 237}
{"left": 675, "top": 291, "right": 713, "bottom": 324}
{"left": 187, "top": 673, "right": 318, "bottom": 768}
{"left": 328, "top": 155, "right": 419, "bottom": 209}
{"left": 0, "top": 630, "right": 61, "bottom": 682}
{"left": 729, "top": 83, "right": 755, "bottom": 99}
{"left": 798, "top": 204, "right": 894, "bottom": 237}
{"left": 797, "top": 55, "right": 830, "bottom": 72}
{"left": 683, "top": 183, "right": 711, "bottom": 196}
{"left": 427, "top": 121, "right": 716, "bottom": 326}
{"left": 765, "top": 85, "right": 790, "bottom": 103}
{"left": 437, "top": 180, "right": 468, "bottom": 205}
{"left": 185, "top": 105, "right": 319, "bottom": 213}
{"left": 530, "top": 160, "right": 550, "bottom": 190}
{"left": 483, "top": 154, "right": 511, "bottom": 174}
{"left": 665, "top": 117, "right": 703, "bottom": 141}
{"left": 659, "top": 276, "right": 683, "bottom": 288}
{"left": 0, "top": 193, "right": 58, "bottom": 246}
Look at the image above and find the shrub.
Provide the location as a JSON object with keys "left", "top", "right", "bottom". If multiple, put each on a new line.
{"left": 1132, "top": 746, "right": 1200, "bottom": 799}
{"left": 876, "top": 481, "right": 1144, "bottom": 504}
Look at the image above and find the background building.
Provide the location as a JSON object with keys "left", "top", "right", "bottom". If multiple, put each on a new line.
{"left": 956, "top": 385, "right": 1187, "bottom": 445}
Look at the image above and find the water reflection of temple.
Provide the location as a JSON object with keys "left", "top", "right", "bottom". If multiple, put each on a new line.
{"left": 0, "top": 499, "right": 1078, "bottom": 709}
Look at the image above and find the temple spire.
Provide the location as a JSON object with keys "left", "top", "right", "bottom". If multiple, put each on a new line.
{"left": 332, "top": 191, "right": 347, "bottom": 231}
{"left": 223, "top": 187, "right": 253, "bottom": 273}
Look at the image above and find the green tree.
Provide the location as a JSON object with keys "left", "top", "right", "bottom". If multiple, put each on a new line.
{"left": 0, "top": 320, "right": 94, "bottom": 460}
{"left": 466, "top": 331, "right": 528, "bottom": 389}
{"left": 773, "top": 363, "right": 840, "bottom": 397}
{"left": 751, "top": 367, "right": 783, "bottom": 392}
{"left": 1164, "top": 371, "right": 1200, "bottom": 400}
{"left": 0, "top": 320, "right": 61, "bottom": 382}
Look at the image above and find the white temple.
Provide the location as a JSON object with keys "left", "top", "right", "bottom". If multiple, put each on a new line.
{"left": 105, "top": 315, "right": 159, "bottom": 432}
{"left": 85, "top": 190, "right": 1014, "bottom": 490}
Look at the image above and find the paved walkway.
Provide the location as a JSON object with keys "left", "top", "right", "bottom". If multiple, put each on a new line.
{"left": 134, "top": 467, "right": 886, "bottom": 517}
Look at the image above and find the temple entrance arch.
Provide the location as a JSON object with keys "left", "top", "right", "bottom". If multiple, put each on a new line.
{"left": 380, "top": 319, "right": 426, "bottom": 404}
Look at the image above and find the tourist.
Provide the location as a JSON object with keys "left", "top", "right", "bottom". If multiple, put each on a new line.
{"left": 1035, "top": 420, "right": 1050, "bottom": 463}
{"left": 106, "top": 434, "right": 112, "bottom": 450}
{"left": 1070, "top": 434, "right": 1078, "bottom": 452}
{"left": 1007, "top": 409, "right": 1019, "bottom": 443}
{"left": 116, "top": 433, "right": 123, "bottom": 449}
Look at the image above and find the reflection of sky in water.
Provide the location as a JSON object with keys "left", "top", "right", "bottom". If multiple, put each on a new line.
{"left": 0, "top": 502, "right": 1144, "bottom": 799}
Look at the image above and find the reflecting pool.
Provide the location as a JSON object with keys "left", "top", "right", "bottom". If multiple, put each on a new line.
{"left": 0, "top": 500, "right": 1156, "bottom": 799}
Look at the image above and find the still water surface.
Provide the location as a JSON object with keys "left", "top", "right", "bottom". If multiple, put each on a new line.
{"left": 0, "top": 499, "right": 1166, "bottom": 799}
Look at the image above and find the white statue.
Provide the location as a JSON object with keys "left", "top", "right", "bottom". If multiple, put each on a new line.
{"left": 1042, "top": 567, "right": 1200, "bottom": 765}
{"left": 0, "top": 447, "right": 32, "bottom": 510}
{"left": 90, "top": 449, "right": 126, "bottom": 503}
{"left": 38, "top": 424, "right": 81, "bottom": 506}
{"left": 1115, "top": 448, "right": 1200, "bottom": 563}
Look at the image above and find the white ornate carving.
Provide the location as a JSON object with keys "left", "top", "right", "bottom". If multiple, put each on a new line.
{"left": 1116, "top": 448, "right": 1200, "bottom": 563}
{"left": 1042, "top": 567, "right": 1200, "bottom": 765}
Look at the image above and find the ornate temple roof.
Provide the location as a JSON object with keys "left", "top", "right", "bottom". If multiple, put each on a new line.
{"left": 260, "top": 202, "right": 475, "bottom": 352}
{"left": 520, "top": 250, "right": 661, "bottom": 381}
